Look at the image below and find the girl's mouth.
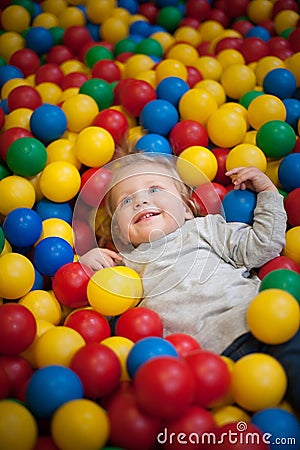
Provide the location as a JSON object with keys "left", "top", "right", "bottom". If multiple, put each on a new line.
{"left": 134, "top": 211, "right": 161, "bottom": 223}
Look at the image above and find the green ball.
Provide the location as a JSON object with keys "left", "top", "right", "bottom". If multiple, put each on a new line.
{"left": 259, "top": 268, "right": 300, "bottom": 304}
{"left": 79, "top": 78, "right": 114, "bottom": 110}
{"left": 136, "top": 38, "right": 163, "bottom": 58}
{"left": 0, "top": 226, "right": 4, "bottom": 254}
{"left": 6, "top": 137, "right": 47, "bottom": 177}
{"left": 11, "top": 0, "right": 35, "bottom": 17}
{"left": 114, "top": 38, "right": 137, "bottom": 56}
{"left": 85, "top": 45, "right": 114, "bottom": 69}
{"left": 0, "top": 163, "right": 11, "bottom": 181}
{"left": 239, "top": 90, "right": 265, "bottom": 109}
{"left": 157, "top": 6, "right": 183, "bottom": 33}
{"left": 256, "top": 120, "right": 296, "bottom": 159}
{"left": 49, "top": 26, "right": 64, "bottom": 45}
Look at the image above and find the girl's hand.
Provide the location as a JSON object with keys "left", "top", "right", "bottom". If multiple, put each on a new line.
{"left": 79, "top": 248, "right": 123, "bottom": 271}
{"left": 225, "top": 167, "right": 278, "bottom": 194}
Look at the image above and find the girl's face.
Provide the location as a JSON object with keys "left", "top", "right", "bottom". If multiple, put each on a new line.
{"left": 110, "top": 163, "right": 193, "bottom": 247}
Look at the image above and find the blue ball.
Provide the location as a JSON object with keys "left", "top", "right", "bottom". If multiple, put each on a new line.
{"left": 126, "top": 336, "right": 178, "bottom": 378}
{"left": 156, "top": 76, "right": 190, "bottom": 106}
{"left": 245, "top": 25, "right": 271, "bottom": 41}
{"left": 25, "top": 26, "right": 53, "bottom": 55}
{"left": 140, "top": 99, "right": 179, "bottom": 136}
{"left": 134, "top": 133, "right": 172, "bottom": 154}
{"left": 35, "top": 198, "right": 73, "bottom": 223}
{"left": 26, "top": 365, "right": 83, "bottom": 419}
{"left": 31, "top": 268, "right": 45, "bottom": 291}
{"left": 263, "top": 68, "right": 297, "bottom": 100}
{"left": 3, "top": 207, "right": 42, "bottom": 247}
{"left": 251, "top": 408, "right": 300, "bottom": 450}
{"left": 129, "top": 20, "right": 153, "bottom": 37}
{"left": 30, "top": 104, "right": 67, "bottom": 144}
{"left": 278, "top": 153, "right": 300, "bottom": 192}
{"left": 33, "top": 236, "right": 74, "bottom": 276}
{"left": 283, "top": 98, "right": 300, "bottom": 130}
{"left": 118, "top": 0, "right": 138, "bottom": 14}
{"left": 222, "top": 189, "right": 257, "bottom": 225}
{"left": 0, "top": 65, "right": 24, "bottom": 87}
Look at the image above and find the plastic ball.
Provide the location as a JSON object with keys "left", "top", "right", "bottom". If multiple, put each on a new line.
{"left": 91, "top": 59, "right": 121, "bottom": 83}
{"left": 0, "top": 127, "right": 34, "bottom": 161}
{"left": 100, "top": 16, "right": 129, "bottom": 44}
{"left": 35, "top": 63, "right": 64, "bottom": 86}
{"left": 3, "top": 207, "right": 42, "bottom": 247}
{"left": 51, "top": 399, "right": 110, "bottom": 450}
{"left": 34, "top": 325, "right": 85, "bottom": 368}
{"left": 247, "top": 288, "right": 300, "bottom": 344}
{"left": 0, "top": 400, "right": 38, "bottom": 450}
{"left": 256, "top": 120, "right": 296, "bottom": 159}
{"left": 33, "top": 236, "right": 74, "bottom": 277}
{"left": 220, "top": 63, "right": 256, "bottom": 100}
{"left": 115, "top": 307, "right": 163, "bottom": 342}
{"left": 283, "top": 98, "right": 300, "bottom": 131}
{"left": 102, "top": 335, "right": 134, "bottom": 381}
{"left": 140, "top": 99, "right": 178, "bottom": 136}
{"left": 26, "top": 365, "right": 83, "bottom": 419}
{"left": 0, "top": 252, "right": 35, "bottom": 299}
{"left": 46, "top": 138, "right": 81, "bottom": 169}
{"left": 192, "top": 181, "right": 227, "bottom": 215}
{"left": 74, "top": 126, "right": 114, "bottom": 168}
{"left": 29, "top": 103, "right": 67, "bottom": 144}
{"left": 62, "top": 93, "right": 99, "bottom": 133}
{"left": 231, "top": 353, "right": 287, "bottom": 412}
{"left": 0, "top": 32, "right": 25, "bottom": 63}
{"left": 178, "top": 88, "right": 218, "bottom": 125}
{"left": 165, "top": 333, "right": 201, "bottom": 358}
{"left": 194, "top": 79, "right": 226, "bottom": 107}
{"left": 79, "top": 78, "right": 113, "bottom": 111}
{"left": 239, "top": 36, "right": 270, "bottom": 64}
{"left": 258, "top": 255, "right": 300, "bottom": 280}
{"left": 19, "top": 289, "right": 62, "bottom": 325}
{"left": 274, "top": 9, "right": 299, "bottom": 35}
{"left": 134, "top": 356, "right": 194, "bottom": 419}
{"left": 64, "top": 308, "right": 111, "bottom": 343}
{"left": 207, "top": 109, "right": 247, "bottom": 148}
{"left": 177, "top": 145, "right": 218, "bottom": 187}
{"left": 155, "top": 58, "right": 188, "bottom": 83}
{"left": 278, "top": 153, "right": 300, "bottom": 192}
{"left": 263, "top": 68, "right": 297, "bottom": 100}
{"left": 0, "top": 175, "right": 36, "bottom": 215}
{"left": 35, "top": 198, "right": 72, "bottom": 223}
{"left": 285, "top": 187, "right": 300, "bottom": 226}
{"left": 119, "top": 78, "right": 156, "bottom": 117}
{"left": 35, "top": 81, "right": 62, "bottom": 105}
{"left": 6, "top": 137, "right": 47, "bottom": 176}
{"left": 169, "top": 120, "right": 208, "bottom": 155}
{"left": 0, "top": 302, "right": 36, "bottom": 354}
{"left": 52, "top": 262, "right": 93, "bottom": 309}
{"left": 7, "top": 85, "right": 42, "bottom": 112}
{"left": 222, "top": 189, "right": 257, "bottom": 225}
{"left": 39, "top": 161, "right": 81, "bottom": 202}
{"left": 251, "top": 408, "right": 300, "bottom": 450}
{"left": 226, "top": 143, "right": 267, "bottom": 173}
{"left": 283, "top": 226, "right": 300, "bottom": 265}
{"left": 259, "top": 268, "right": 300, "bottom": 303}
{"left": 4, "top": 107, "right": 33, "bottom": 131}
{"left": 25, "top": 26, "right": 53, "bottom": 55}
{"left": 134, "top": 133, "right": 172, "bottom": 154}
{"left": 87, "top": 266, "right": 143, "bottom": 316}
{"left": 239, "top": 89, "right": 265, "bottom": 109}
{"left": 247, "top": 94, "right": 286, "bottom": 130}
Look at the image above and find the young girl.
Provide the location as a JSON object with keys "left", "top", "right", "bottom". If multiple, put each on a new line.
{"left": 79, "top": 153, "right": 300, "bottom": 412}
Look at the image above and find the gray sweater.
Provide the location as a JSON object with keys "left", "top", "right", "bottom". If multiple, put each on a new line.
{"left": 122, "top": 191, "right": 287, "bottom": 354}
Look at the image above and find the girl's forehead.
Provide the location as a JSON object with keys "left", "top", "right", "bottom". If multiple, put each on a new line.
{"left": 113, "top": 161, "right": 175, "bottom": 181}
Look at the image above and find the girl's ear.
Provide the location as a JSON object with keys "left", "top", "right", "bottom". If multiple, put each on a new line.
{"left": 184, "top": 199, "right": 197, "bottom": 219}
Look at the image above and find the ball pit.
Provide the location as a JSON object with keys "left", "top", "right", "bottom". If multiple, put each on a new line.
{"left": 1, "top": 0, "right": 300, "bottom": 447}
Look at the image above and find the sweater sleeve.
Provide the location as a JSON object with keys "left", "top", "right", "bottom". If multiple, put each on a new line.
{"left": 198, "top": 191, "right": 287, "bottom": 270}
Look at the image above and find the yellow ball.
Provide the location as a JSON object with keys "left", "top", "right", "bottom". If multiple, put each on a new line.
{"left": 62, "top": 94, "right": 99, "bottom": 133}
{"left": 36, "top": 82, "right": 62, "bottom": 105}
{"left": 60, "top": 59, "right": 89, "bottom": 75}
{"left": 266, "top": 158, "right": 282, "bottom": 187}
{"left": 247, "top": 94, "right": 286, "bottom": 130}
{"left": 102, "top": 335, "right": 134, "bottom": 381}
{"left": 46, "top": 138, "right": 81, "bottom": 169}
{"left": 207, "top": 109, "right": 247, "bottom": 148}
{"left": 32, "top": 12, "right": 59, "bottom": 28}
{"left": 87, "top": 266, "right": 143, "bottom": 316}
{"left": 225, "top": 143, "right": 267, "bottom": 172}
{"left": 38, "top": 218, "right": 74, "bottom": 247}
{"left": 39, "top": 161, "right": 81, "bottom": 202}
{"left": 20, "top": 319, "right": 55, "bottom": 368}
{"left": 274, "top": 9, "right": 299, "bottom": 35}
{"left": 173, "top": 26, "right": 202, "bottom": 47}
{"left": 19, "top": 289, "right": 62, "bottom": 325}
{"left": 199, "top": 20, "right": 224, "bottom": 42}
{"left": 4, "top": 107, "right": 32, "bottom": 131}
{"left": 194, "top": 79, "right": 226, "bottom": 106}
{"left": 1, "top": 78, "right": 31, "bottom": 99}
{"left": 86, "top": 0, "right": 115, "bottom": 24}
{"left": 194, "top": 56, "right": 223, "bottom": 81}
{"left": 247, "top": 0, "right": 273, "bottom": 24}
{"left": 177, "top": 145, "right": 218, "bottom": 187}
{"left": 247, "top": 289, "right": 300, "bottom": 344}
{"left": 35, "top": 325, "right": 85, "bottom": 367}
{"left": 123, "top": 54, "right": 155, "bottom": 79}
{"left": 1, "top": 5, "right": 31, "bottom": 33}
{"left": 0, "top": 253, "right": 35, "bottom": 299}
{"left": 74, "top": 126, "right": 115, "bottom": 168}
{"left": 58, "top": 6, "right": 86, "bottom": 28}
{"left": 219, "top": 102, "right": 249, "bottom": 129}
{"left": 254, "top": 56, "right": 285, "bottom": 86}
{"left": 150, "top": 31, "right": 175, "bottom": 53}
{"left": 283, "top": 226, "right": 300, "bottom": 265}
{"left": 179, "top": 88, "right": 218, "bottom": 125}
{"left": 231, "top": 353, "right": 287, "bottom": 412}
{"left": 216, "top": 49, "right": 245, "bottom": 68}
{"left": 100, "top": 16, "right": 129, "bottom": 44}
{"left": 166, "top": 43, "right": 199, "bottom": 66}
{"left": 0, "top": 400, "right": 38, "bottom": 450}
{"left": 221, "top": 64, "right": 256, "bottom": 100}
{"left": 155, "top": 58, "right": 188, "bottom": 83}
{"left": 0, "top": 175, "right": 36, "bottom": 215}
{"left": 52, "top": 399, "right": 110, "bottom": 450}
{"left": 41, "top": 0, "right": 67, "bottom": 15}
{"left": 0, "top": 31, "right": 24, "bottom": 61}
{"left": 212, "top": 405, "right": 250, "bottom": 427}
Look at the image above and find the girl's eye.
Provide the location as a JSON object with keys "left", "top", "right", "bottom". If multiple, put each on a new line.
{"left": 149, "top": 186, "right": 161, "bottom": 194}
{"left": 120, "top": 196, "right": 132, "bottom": 207}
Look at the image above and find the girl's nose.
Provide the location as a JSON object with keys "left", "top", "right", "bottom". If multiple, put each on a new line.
{"left": 133, "top": 190, "right": 150, "bottom": 208}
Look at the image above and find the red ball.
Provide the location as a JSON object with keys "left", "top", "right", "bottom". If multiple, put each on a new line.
{"left": 169, "top": 120, "right": 208, "bottom": 155}
{"left": 186, "top": 65, "right": 203, "bottom": 87}
{"left": 0, "top": 355, "right": 33, "bottom": 397}
{"left": 225, "top": 0, "right": 250, "bottom": 19}
{"left": 165, "top": 333, "right": 201, "bottom": 357}
{"left": 115, "top": 307, "right": 163, "bottom": 342}
{"left": 72, "top": 220, "right": 96, "bottom": 256}
{"left": 134, "top": 356, "right": 195, "bottom": 419}
{"left": 33, "top": 436, "right": 59, "bottom": 450}
{"left": 52, "top": 262, "right": 94, "bottom": 308}
{"left": 35, "top": 63, "right": 64, "bottom": 86}
{"left": 92, "top": 109, "right": 129, "bottom": 145}
{"left": 284, "top": 187, "right": 300, "bottom": 226}
{"left": 9, "top": 48, "right": 40, "bottom": 77}
{"left": 138, "top": 2, "right": 158, "bottom": 24}
{"left": 7, "top": 85, "right": 42, "bottom": 112}
{"left": 0, "top": 127, "right": 33, "bottom": 161}
{"left": 211, "top": 147, "right": 231, "bottom": 186}
{"left": 192, "top": 182, "right": 228, "bottom": 215}
{"left": 46, "top": 45, "right": 74, "bottom": 65}
{"left": 239, "top": 37, "right": 270, "bottom": 64}
{"left": 207, "top": 8, "right": 230, "bottom": 27}
{"left": 107, "top": 386, "right": 161, "bottom": 450}
{"left": 160, "top": 405, "right": 216, "bottom": 450}
{"left": 62, "top": 25, "right": 92, "bottom": 55}
{"left": 0, "top": 107, "right": 5, "bottom": 131}
{"left": 196, "top": 41, "right": 213, "bottom": 56}
{"left": 0, "top": 303, "right": 36, "bottom": 355}
{"left": 179, "top": 18, "right": 201, "bottom": 29}
{"left": 232, "top": 19, "right": 254, "bottom": 36}
{"left": 80, "top": 166, "right": 112, "bottom": 207}
{"left": 207, "top": 422, "right": 269, "bottom": 449}
{"left": 268, "top": 36, "right": 292, "bottom": 54}
{"left": 0, "top": 366, "right": 10, "bottom": 399}
{"left": 64, "top": 308, "right": 111, "bottom": 343}
{"left": 113, "top": 78, "right": 135, "bottom": 104}
{"left": 184, "top": 350, "right": 231, "bottom": 408}
{"left": 91, "top": 60, "right": 121, "bottom": 83}
{"left": 214, "top": 37, "right": 243, "bottom": 54}
{"left": 61, "top": 72, "right": 89, "bottom": 90}
{"left": 258, "top": 255, "right": 300, "bottom": 279}
{"left": 185, "top": 0, "right": 211, "bottom": 21}
{"left": 288, "top": 27, "right": 300, "bottom": 53}
{"left": 272, "top": 0, "right": 299, "bottom": 18}
{"left": 120, "top": 79, "right": 157, "bottom": 117}
{"left": 70, "top": 343, "right": 121, "bottom": 398}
